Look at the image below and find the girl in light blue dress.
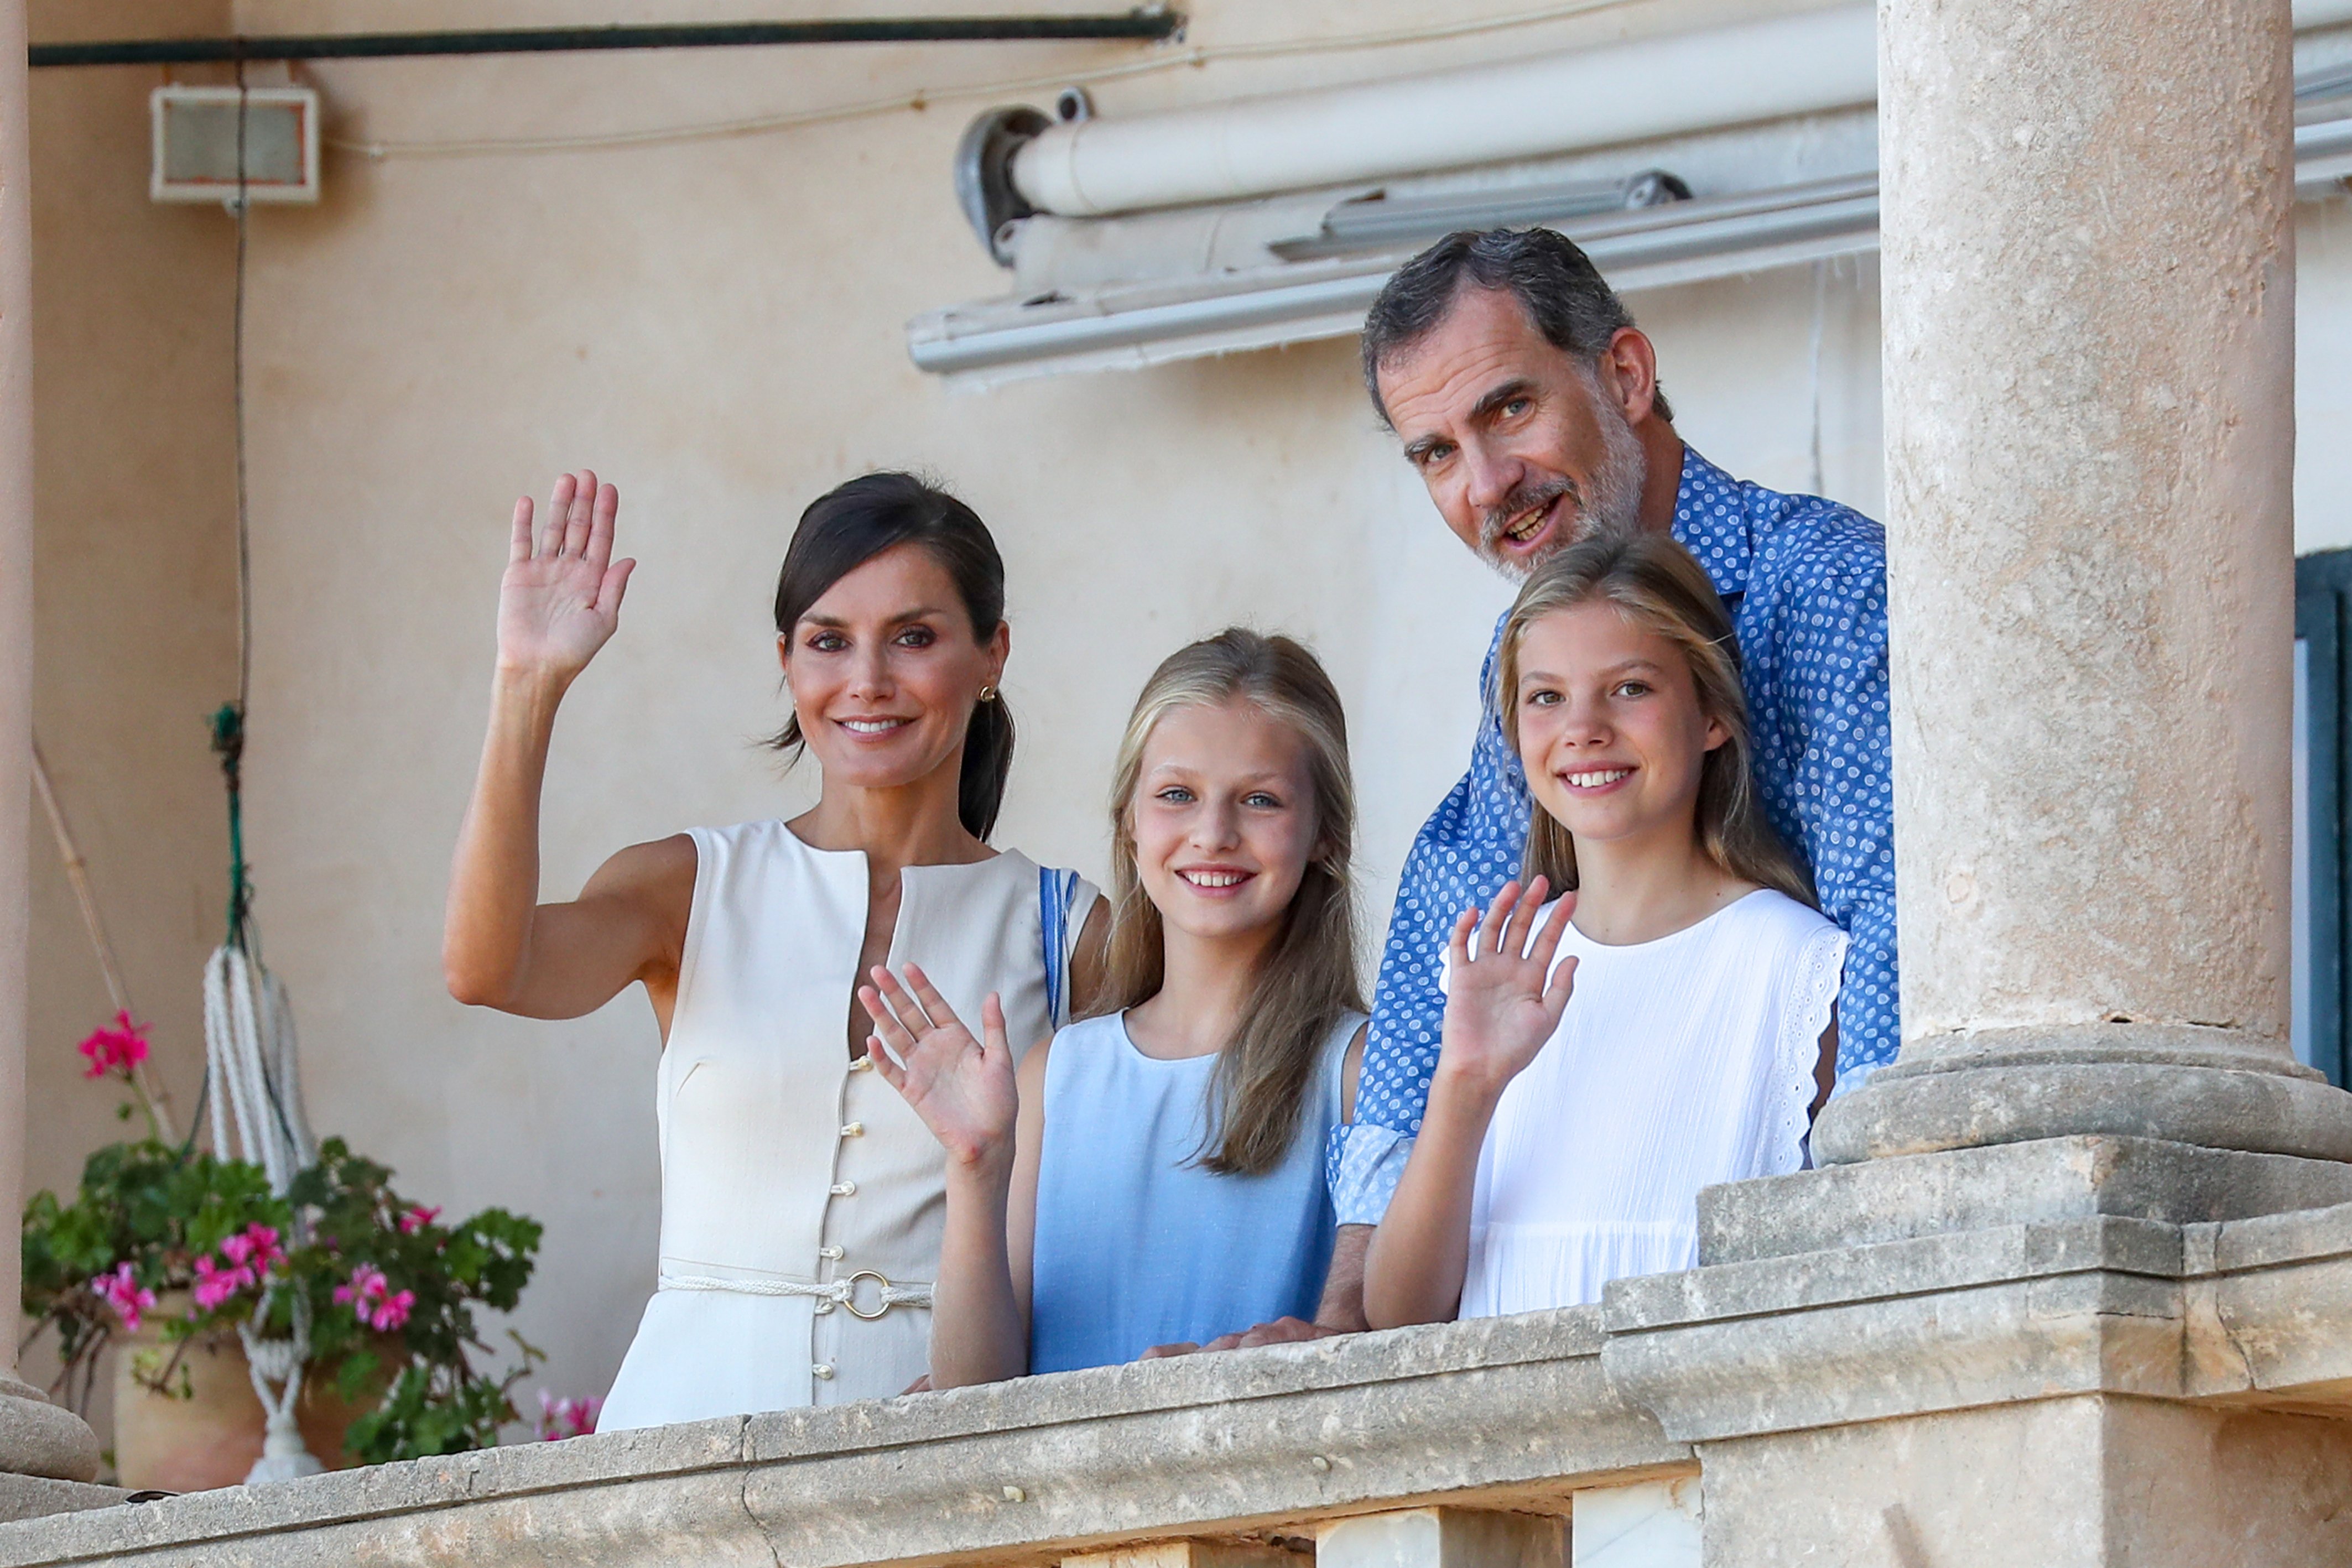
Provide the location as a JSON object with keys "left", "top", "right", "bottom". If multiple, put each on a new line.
{"left": 863, "top": 628, "right": 1367, "bottom": 1384}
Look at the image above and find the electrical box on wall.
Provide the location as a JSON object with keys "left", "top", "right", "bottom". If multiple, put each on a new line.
{"left": 150, "top": 86, "right": 320, "bottom": 205}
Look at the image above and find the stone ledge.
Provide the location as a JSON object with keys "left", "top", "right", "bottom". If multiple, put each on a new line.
{"left": 1611, "top": 1190, "right": 2352, "bottom": 1445}
{"left": 0, "top": 1309, "right": 1679, "bottom": 1568}
{"left": 1698, "top": 1137, "right": 2352, "bottom": 1265}
{"left": 0, "top": 1479, "right": 122, "bottom": 1528}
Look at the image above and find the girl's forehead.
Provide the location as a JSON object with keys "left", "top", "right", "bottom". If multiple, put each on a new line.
{"left": 1520, "top": 600, "right": 1678, "bottom": 665}
{"left": 1141, "top": 698, "right": 1310, "bottom": 772}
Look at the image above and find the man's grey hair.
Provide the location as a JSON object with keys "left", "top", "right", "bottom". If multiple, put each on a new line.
{"left": 1359, "top": 227, "right": 1673, "bottom": 429}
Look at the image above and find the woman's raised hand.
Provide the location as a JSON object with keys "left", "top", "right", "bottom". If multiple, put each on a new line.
{"left": 862, "top": 964, "right": 1018, "bottom": 1172}
{"left": 1436, "top": 877, "right": 1579, "bottom": 1101}
{"left": 498, "top": 470, "right": 636, "bottom": 684}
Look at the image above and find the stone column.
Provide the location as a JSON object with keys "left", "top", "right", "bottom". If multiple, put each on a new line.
{"left": 1602, "top": 4, "right": 2352, "bottom": 1561}
{"left": 1810, "top": 0, "right": 2352, "bottom": 1166}
{"left": 0, "top": 0, "right": 101, "bottom": 1489}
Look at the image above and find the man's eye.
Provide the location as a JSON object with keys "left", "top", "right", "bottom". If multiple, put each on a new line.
{"left": 1417, "top": 445, "right": 1452, "bottom": 469}
{"left": 1502, "top": 398, "right": 1531, "bottom": 417}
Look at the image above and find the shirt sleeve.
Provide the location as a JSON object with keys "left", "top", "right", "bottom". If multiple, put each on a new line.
{"left": 1770, "top": 534, "right": 1898, "bottom": 1089}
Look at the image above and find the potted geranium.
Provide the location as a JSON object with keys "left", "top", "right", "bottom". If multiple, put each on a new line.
{"left": 19, "top": 1014, "right": 553, "bottom": 1488}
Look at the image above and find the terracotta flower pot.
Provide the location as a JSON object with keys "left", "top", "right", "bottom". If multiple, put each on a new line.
{"left": 112, "top": 1295, "right": 396, "bottom": 1491}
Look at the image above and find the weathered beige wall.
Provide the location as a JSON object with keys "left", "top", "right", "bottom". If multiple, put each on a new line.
{"left": 176, "top": 0, "right": 1890, "bottom": 1420}
{"left": 13, "top": 0, "right": 1887, "bottom": 1428}
{"left": 17, "top": 0, "right": 239, "bottom": 1436}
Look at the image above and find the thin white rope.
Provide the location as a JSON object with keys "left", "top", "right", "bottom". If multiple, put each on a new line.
{"left": 238, "top": 1294, "right": 321, "bottom": 1483}
{"left": 326, "top": 0, "right": 1658, "bottom": 160}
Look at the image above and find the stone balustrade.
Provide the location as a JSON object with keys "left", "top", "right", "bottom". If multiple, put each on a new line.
{"left": 11, "top": 1146, "right": 2352, "bottom": 1567}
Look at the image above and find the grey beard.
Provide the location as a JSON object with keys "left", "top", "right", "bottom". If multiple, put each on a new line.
{"left": 1477, "top": 408, "right": 1648, "bottom": 581}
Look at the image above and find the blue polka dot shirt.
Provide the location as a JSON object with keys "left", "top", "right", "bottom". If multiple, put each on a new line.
{"left": 1329, "top": 447, "right": 1897, "bottom": 1223}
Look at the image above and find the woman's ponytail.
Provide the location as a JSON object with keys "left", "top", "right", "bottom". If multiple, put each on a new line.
{"left": 959, "top": 692, "right": 1016, "bottom": 841}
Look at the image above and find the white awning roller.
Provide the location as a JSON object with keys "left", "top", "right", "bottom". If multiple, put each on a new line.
{"left": 1007, "top": 6, "right": 1876, "bottom": 221}
{"left": 917, "top": 0, "right": 2352, "bottom": 387}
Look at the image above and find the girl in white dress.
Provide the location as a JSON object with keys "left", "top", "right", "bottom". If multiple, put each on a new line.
{"left": 1364, "top": 533, "right": 1843, "bottom": 1325}
{"left": 444, "top": 470, "right": 1103, "bottom": 1429}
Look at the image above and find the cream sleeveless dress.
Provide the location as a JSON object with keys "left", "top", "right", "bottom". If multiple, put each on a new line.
{"left": 599, "top": 820, "right": 1099, "bottom": 1431}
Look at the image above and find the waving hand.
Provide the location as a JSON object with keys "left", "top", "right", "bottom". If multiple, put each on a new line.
{"left": 863, "top": 965, "right": 1019, "bottom": 1172}
{"left": 1437, "top": 877, "right": 1579, "bottom": 1099}
{"left": 498, "top": 470, "right": 636, "bottom": 683}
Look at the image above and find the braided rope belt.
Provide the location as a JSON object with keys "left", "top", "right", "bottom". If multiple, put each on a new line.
{"left": 658, "top": 1269, "right": 933, "bottom": 1320}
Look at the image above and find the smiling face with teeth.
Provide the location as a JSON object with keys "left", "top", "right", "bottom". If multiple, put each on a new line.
{"left": 1126, "top": 698, "right": 1322, "bottom": 951}
{"left": 1511, "top": 600, "right": 1729, "bottom": 862}
{"left": 1377, "top": 284, "right": 1663, "bottom": 580}
{"left": 779, "top": 541, "right": 1007, "bottom": 797}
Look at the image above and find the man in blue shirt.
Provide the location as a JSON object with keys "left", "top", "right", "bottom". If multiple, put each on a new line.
{"left": 1318, "top": 227, "right": 1895, "bottom": 1320}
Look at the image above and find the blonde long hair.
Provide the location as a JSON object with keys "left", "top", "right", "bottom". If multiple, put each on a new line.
{"left": 1102, "top": 629, "right": 1364, "bottom": 1177}
{"left": 1496, "top": 534, "right": 1815, "bottom": 908}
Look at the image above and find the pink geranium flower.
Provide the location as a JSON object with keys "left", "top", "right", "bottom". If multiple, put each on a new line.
{"left": 397, "top": 1205, "right": 441, "bottom": 1236}
{"left": 91, "top": 1263, "right": 157, "bottom": 1333}
{"left": 218, "top": 1223, "right": 285, "bottom": 1274}
{"left": 334, "top": 1264, "right": 414, "bottom": 1333}
{"left": 190, "top": 1254, "right": 247, "bottom": 1310}
{"left": 75, "top": 1012, "right": 150, "bottom": 1080}
{"left": 537, "top": 1390, "right": 601, "bottom": 1440}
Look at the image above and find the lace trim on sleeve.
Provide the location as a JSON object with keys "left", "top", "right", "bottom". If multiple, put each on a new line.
{"left": 1770, "top": 923, "right": 1849, "bottom": 1176}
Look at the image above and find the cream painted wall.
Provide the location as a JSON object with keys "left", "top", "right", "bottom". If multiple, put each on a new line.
{"left": 202, "top": 0, "right": 1892, "bottom": 1418}
{"left": 20, "top": 0, "right": 2328, "bottom": 1437}
{"left": 19, "top": 0, "right": 238, "bottom": 1435}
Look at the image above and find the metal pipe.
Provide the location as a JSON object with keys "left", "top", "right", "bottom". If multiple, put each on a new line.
{"left": 997, "top": 0, "right": 2352, "bottom": 221}
{"left": 29, "top": 10, "right": 1180, "bottom": 68}
{"left": 1007, "top": 7, "right": 1875, "bottom": 218}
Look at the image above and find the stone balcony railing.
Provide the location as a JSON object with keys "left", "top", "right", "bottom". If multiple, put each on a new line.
{"left": 12, "top": 1138, "right": 2352, "bottom": 1567}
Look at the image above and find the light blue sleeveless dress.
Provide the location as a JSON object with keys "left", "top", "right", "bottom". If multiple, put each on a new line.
{"left": 1028, "top": 1009, "right": 1361, "bottom": 1374}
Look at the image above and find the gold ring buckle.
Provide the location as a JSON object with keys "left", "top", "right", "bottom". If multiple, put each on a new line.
{"left": 842, "top": 1270, "right": 894, "bottom": 1320}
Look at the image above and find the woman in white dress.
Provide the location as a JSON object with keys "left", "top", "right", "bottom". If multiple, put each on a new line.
{"left": 1364, "top": 533, "right": 1843, "bottom": 1325}
{"left": 444, "top": 468, "right": 1103, "bottom": 1428}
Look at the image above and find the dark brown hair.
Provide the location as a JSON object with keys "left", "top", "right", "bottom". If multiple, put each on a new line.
{"left": 1361, "top": 227, "right": 1673, "bottom": 426}
{"left": 769, "top": 472, "right": 1013, "bottom": 840}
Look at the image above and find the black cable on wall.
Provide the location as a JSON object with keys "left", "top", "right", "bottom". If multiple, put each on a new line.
{"left": 31, "top": 9, "right": 1183, "bottom": 68}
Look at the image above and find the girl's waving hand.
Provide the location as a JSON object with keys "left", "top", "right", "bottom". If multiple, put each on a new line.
{"left": 1437, "top": 877, "right": 1578, "bottom": 1101}
{"left": 864, "top": 964, "right": 1019, "bottom": 1173}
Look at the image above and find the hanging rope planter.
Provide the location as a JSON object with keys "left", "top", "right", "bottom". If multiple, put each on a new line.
{"left": 202, "top": 700, "right": 327, "bottom": 1483}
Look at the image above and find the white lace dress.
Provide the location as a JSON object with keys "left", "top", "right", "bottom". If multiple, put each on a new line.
{"left": 1457, "top": 889, "right": 1845, "bottom": 1316}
